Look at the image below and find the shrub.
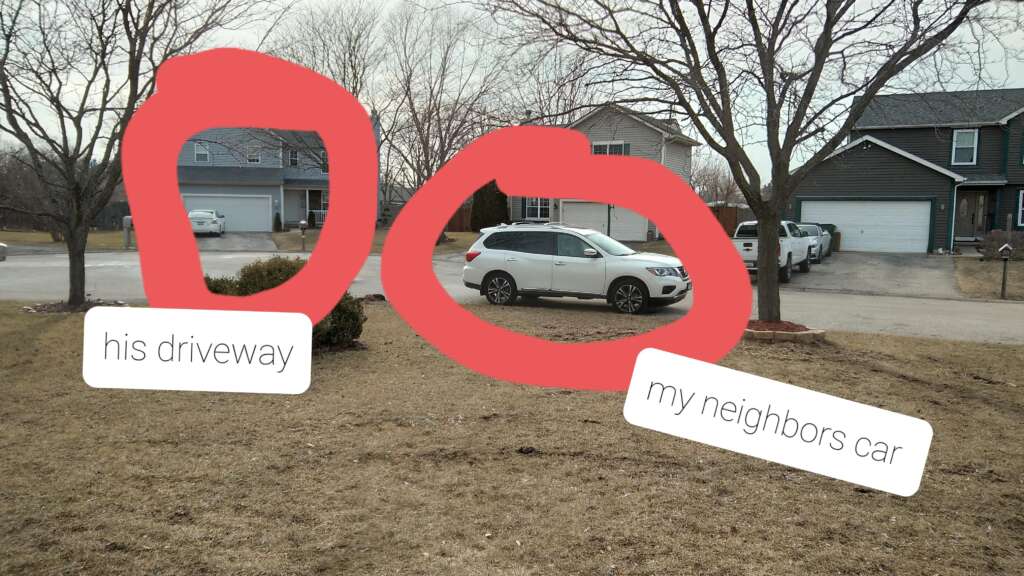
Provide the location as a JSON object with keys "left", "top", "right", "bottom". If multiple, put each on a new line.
{"left": 980, "top": 230, "right": 1024, "bottom": 260}
{"left": 205, "top": 256, "right": 366, "bottom": 349}
{"left": 273, "top": 211, "right": 283, "bottom": 233}
{"left": 470, "top": 180, "right": 509, "bottom": 231}
{"left": 204, "top": 275, "right": 239, "bottom": 295}
{"left": 307, "top": 210, "right": 317, "bottom": 229}
{"left": 235, "top": 256, "right": 305, "bottom": 295}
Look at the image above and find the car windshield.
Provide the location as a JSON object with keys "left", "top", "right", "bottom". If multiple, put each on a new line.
{"left": 189, "top": 210, "right": 215, "bottom": 218}
{"left": 584, "top": 232, "right": 635, "bottom": 256}
{"left": 798, "top": 225, "right": 820, "bottom": 236}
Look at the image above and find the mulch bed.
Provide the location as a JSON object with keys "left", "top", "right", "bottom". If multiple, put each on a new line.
{"left": 747, "top": 320, "right": 811, "bottom": 332}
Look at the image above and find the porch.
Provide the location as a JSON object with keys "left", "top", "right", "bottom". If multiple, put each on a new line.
{"left": 953, "top": 186, "right": 1000, "bottom": 249}
{"left": 283, "top": 188, "right": 329, "bottom": 228}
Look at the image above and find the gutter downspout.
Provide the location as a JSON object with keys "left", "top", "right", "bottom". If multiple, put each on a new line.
{"left": 949, "top": 182, "right": 960, "bottom": 252}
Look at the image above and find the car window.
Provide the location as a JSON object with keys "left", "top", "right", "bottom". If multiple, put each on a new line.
{"left": 483, "top": 231, "right": 520, "bottom": 250}
{"left": 735, "top": 223, "right": 788, "bottom": 238}
{"left": 517, "top": 232, "right": 555, "bottom": 255}
{"left": 787, "top": 223, "right": 802, "bottom": 237}
{"left": 557, "top": 233, "right": 594, "bottom": 258}
{"left": 583, "top": 232, "right": 634, "bottom": 256}
{"left": 798, "top": 224, "right": 819, "bottom": 236}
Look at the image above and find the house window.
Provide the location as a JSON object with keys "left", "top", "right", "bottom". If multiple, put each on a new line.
{"left": 246, "top": 146, "right": 261, "bottom": 164}
{"left": 288, "top": 149, "right": 299, "bottom": 167}
{"left": 525, "top": 197, "right": 550, "bottom": 220}
{"left": 320, "top": 150, "right": 328, "bottom": 174}
{"left": 951, "top": 128, "right": 978, "bottom": 165}
{"left": 592, "top": 141, "right": 630, "bottom": 156}
{"left": 194, "top": 142, "right": 210, "bottom": 163}
{"left": 1019, "top": 190, "right": 1024, "bottom": 227}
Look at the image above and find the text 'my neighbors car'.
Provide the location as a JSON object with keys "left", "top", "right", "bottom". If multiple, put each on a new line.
{"left": 732, "top": 220, "right": 812, "bottom": 283}
{"left": 188, "top": 209, "right": 225, "bottom": 236}
{"left": 798, "top": 223, "right": 831, "bottom": 262}
{"left": 462, "top": 223, "right": 690, "bottom": 314}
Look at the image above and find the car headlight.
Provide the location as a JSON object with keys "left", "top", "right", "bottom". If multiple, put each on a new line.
{"left": 646, "top": 267, "right": 680, "bottom": 277}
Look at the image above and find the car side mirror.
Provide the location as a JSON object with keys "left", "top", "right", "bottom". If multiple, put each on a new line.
{"left": 583, "top": 248, "right": 598, "bottom": 257}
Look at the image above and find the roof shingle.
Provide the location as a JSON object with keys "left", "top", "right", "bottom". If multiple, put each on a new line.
{"left": 855, "top": 88, "right": 1024, "bottom": 129}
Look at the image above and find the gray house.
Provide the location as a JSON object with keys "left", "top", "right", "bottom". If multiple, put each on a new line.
{"left": 177, "top": 128, "right": 332, "bottom": 231}
{"left": 508, "top": 104, "right": 700, "bottom": 241}
{"left": 789, "top": 89, "right": 1024, "bottom": 253}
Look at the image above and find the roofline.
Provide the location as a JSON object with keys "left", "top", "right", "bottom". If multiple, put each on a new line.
{"left": 829, "top": 135, "right": 966, "bottom": 182}
{"left": 856, "top": 106, "right": 1024, "bottom": 130}
{"left": 568, "top": 104, "right": 701, "bottom": 147}
{"left": 998, "top": 105, "right": 1024, "bottom": 124}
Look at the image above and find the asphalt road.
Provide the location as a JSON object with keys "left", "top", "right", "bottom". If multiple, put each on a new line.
{"left": 3, "top": 250, "right": 1023, "bottom": 344}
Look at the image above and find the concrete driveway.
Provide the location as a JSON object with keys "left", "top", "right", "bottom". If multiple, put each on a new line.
{"left": 782, "top": 252, "right": 962, "bottom": 299}
{"left": 194, "top": 232, "right": 277, "bottom": 252}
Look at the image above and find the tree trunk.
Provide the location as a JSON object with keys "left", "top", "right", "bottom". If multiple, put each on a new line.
{"left": 66, "top": 225, "right": 89, "bottom": 307}
{"left": 754, "top": 209, "right": 782, "bottom": 322}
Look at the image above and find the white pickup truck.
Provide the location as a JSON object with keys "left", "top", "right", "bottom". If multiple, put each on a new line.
{"left": 732, "top": 220, "right": 812, "bottom": 283}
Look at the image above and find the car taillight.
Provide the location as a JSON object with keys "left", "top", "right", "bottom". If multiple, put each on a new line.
{"left": 465, "top": 251, "right": 481, "bottom": 262}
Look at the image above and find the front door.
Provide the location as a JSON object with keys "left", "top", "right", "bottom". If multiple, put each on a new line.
{"left": 955, "top": 190, "right": 986, "bottom": 240}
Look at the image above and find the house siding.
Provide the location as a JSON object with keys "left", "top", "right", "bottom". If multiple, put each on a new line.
{"left": 507, "top": 107, "right": 696, "bottom": 238}
{"left": 179, "top": 128, "right": 282, "bottom": 168}
{"left": 790, "top": 142, "right": 953, "bottom": 250}
{"left": 853, "top": 126, "right": 1006, "bottom": 177}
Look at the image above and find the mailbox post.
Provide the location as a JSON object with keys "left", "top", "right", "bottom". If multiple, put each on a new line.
{"left": 999, "top": 243, "right": 1013, "bottom": 300}
{"left": 299, "top": 219, "right": 308, "bottom": 252}
{"left": 123, "top": 215, "right": 133, "bottom": 249}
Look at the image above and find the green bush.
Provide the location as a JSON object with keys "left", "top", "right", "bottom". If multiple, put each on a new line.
{"left": 273, "top": 211, "right": 283, "bottom": 233}
{"left": 205, "top": 256, "right": 366, "bottom": 349}
{"left": 204, "top": 275, "right": 239, "bottom": 295}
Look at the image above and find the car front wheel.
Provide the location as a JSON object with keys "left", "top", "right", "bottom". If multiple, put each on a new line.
{"left": 484, "top": 272, "right": 517, "bottom": 305}
{"left": 610, "top": 279, "right": 648, "bottom": 314}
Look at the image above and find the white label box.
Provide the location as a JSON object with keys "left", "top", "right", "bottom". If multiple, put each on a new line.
{"left": 83, "top": 307, "right": 311, "bottom": 394}
{"left": 623, "top": 348, "right": 933, "bottom": 496}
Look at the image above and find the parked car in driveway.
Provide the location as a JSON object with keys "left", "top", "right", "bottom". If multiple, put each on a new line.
{"left": 798, "top": 223, "right": 831, "bottom": 262}
{"left": 462, "top": 223, "right": 691, "bottom": 313}
{"left": 732, "top": 220, "right": 812, "bottom": 283}
{"left": 188, "top": 209, "right": 225, "bottom": 236}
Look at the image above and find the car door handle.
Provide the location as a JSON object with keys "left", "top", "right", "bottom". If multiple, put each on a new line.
{"left": 505, "top": 257, "right": 518, "bottom": 262}
{"left": 554, "top": 261, "right": 566, "bottom": 266}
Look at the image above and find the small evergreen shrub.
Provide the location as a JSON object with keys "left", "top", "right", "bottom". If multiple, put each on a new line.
{"left": 205, "top": 256, "right": 366, "bottom": 349}
{"left": 273, "top": 211, "right": 283, "bottom": 233}
{"left": 307, "top": 210, "right": 317, "bottom": 229}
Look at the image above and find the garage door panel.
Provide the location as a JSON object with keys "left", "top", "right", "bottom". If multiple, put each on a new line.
{"left": 182, "top": 193, "right": 272, "bottom": 232}
{"left": 801, "top": 200, "right": 930, "bottom": 253}
{"left": 561, "top": 201, "right": 647, "bottom": 241}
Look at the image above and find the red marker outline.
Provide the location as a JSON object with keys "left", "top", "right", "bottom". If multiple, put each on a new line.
{"left": 121, "top": 49, "right": 752, "bottom": 391}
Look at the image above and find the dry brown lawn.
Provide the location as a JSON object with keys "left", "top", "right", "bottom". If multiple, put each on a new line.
{"left": 0, "top": 229, "right": 126, "bottom": 250}
{"left": 272, "top": 229, "right": 477, "bottom": 255}
{"left": 955, "top": 258, "right": 1024, "bottom": 300}
{"left": 0, "top": 302, "right": 1021, "bottom": 575}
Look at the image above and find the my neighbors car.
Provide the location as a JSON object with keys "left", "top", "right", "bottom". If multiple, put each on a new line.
{"left": 0, "top": 242, "right": 6, "bottom": 262}
{"left": 732, "top": 220, "right": 812, "bottom": 283}
{"left": 811, "top": 223, "right": 836, "bottom": 256}
{"left": 462, "top": 223, "right": 690, "bottom": 314}
{"left": 798, "top": 223, "right": 831, "bottom": 262}
{"left": 188, "top": 209, "right": 225, "bottom": 236}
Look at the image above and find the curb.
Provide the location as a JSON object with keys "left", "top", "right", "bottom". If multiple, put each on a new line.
{"left": 743, "top": 328, "right": 826, "bottom": 344}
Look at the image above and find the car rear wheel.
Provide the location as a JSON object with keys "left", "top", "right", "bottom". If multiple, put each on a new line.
{"left": 610, "top": 279, "right": 648, "bottom": 314}
{"left": 798, "top": 249, "right": 811, "bottom": 273}
{"left": 484, "top": 272, "right": 517, "bottom": 305}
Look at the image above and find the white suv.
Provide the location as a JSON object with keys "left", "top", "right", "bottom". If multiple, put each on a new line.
{"left": 462, "top": 223, "right": 690, "bottom": 313}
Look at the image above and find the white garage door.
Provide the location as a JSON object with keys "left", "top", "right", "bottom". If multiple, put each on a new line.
{"left": 182, "top": 194, "right": 272, "bottom": 232}
{"left": 801, "top": 200, "right": 931, "bottom": 253}
{"left": 561, "top": 201, "right": 648, "bottom": 241}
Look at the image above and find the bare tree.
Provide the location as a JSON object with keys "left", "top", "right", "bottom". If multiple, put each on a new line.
{"left": 0, "top": 0, "right": 282, "bottom": 306}
{"left": 379, "top": 2, "right": 505, "bottom": 192}
{"left": 483, "top": 0, "right": 1016, "bottom": 321}
{"left": 497, "top": 45, "right": 604, "bottom": 125}
{"left": 690, "top": 151, "right": 742, "bottom": 206}
{"left": 266, "top": 0, "right": 384, "bottom": 101}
